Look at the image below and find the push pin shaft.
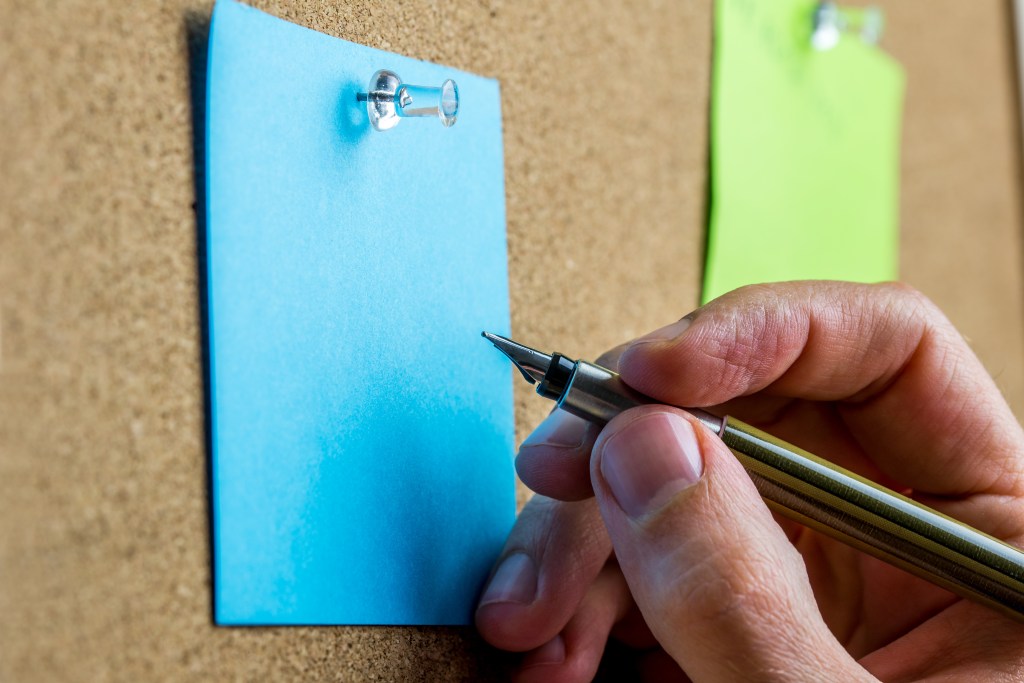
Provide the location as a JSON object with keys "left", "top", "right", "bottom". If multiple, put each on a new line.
{"left": 357, "top": 69, "right": 459, "bottom": 131}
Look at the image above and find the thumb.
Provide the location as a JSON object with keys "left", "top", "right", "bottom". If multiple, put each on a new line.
{"left": 590, "top": 406, "right": 871, "bottom": 682}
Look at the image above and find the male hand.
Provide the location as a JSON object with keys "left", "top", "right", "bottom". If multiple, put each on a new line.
{"left": 476, "top": 282, "right": 1024, "bottom": 682}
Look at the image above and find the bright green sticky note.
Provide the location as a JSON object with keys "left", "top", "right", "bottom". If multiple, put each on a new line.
{"left": 703, "top": 0, "right": 905, "bottom": 303}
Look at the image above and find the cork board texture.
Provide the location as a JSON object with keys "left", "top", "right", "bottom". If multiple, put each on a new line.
{"left": 1, "top": 1, "right": 1022, "bottom": 681}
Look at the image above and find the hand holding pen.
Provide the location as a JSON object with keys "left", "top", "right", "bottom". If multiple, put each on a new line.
{"left": 475, "top": 281, "right": 1024, "bottom": 682}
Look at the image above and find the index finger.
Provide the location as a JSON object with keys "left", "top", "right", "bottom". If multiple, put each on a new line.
{"left": 618, "top": 281, "right": 1024, "bottom": 498}
{"left": 515, "top": 345, "right": 628, "bottom": 500}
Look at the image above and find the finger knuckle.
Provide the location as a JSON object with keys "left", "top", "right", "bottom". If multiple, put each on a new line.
{"left": 872, "top": 281, "right": 943, "bottom": 328}
{"left": 656, "top": 541, "right": 783, "bottom": 632}
{"left": 698, "top": 302, "right": 781, "bottom": 393}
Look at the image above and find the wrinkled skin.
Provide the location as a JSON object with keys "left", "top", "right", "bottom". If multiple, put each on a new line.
{"left": 475, "top": 282, "right": 1024, "bottom": 682}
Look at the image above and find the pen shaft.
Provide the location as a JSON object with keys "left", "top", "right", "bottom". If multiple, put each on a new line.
{"left": 720, "top": 418, "right": 1024, "bottom": 621}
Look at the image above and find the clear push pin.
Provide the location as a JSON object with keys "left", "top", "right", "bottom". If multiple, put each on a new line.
{"left": 811, "top": 2, "right": 883, "bottom": 51}
{"left": 356, "top": 69, "right": 459, "bottom": 131}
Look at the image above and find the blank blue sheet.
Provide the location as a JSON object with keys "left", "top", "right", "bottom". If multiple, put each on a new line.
{"left": 205, "top": 0, "right": 515, "bottom": 625}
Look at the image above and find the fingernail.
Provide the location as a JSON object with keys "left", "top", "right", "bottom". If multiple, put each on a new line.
{"left": 479, "top": 553, "right": 538, "bottom": 607}
{"left": 520, "top": 410, "right": 588, "bottom": 449}
{"left": 599, "top": 412, "right": 704, "bottom": 518}
{"left": 523, "top": 634, "right": 565, "bottom": 667}
{"left": 631, "top": 315, "right": 693, "bottom": 345}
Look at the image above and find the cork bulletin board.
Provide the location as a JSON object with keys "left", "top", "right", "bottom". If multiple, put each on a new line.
{"left": 2, "top": 1, "right": 1023, "bottom": 681}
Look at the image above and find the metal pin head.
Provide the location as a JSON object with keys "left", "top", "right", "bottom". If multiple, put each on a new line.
{"left": 357, "top": 69, "right": 459, "bottom": 131}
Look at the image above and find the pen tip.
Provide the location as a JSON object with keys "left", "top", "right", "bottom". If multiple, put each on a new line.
{"left": 480, "top": 331, "right": 552, "bottom": 385}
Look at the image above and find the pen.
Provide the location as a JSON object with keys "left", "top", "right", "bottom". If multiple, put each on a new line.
{"left": 482, "top": 331, "right": 1024, "bottom": 622}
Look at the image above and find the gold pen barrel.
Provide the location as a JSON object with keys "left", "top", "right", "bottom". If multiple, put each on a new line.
{"left": 720, "top": 417, "right": 1024, "bottom": 621}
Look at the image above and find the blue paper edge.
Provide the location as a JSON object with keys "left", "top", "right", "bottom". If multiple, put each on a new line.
{"left": 214, "top": 0, "right": 501, "bottom": 87}
{"left": 205, "top": 0, "right": 223, "bottom": 623}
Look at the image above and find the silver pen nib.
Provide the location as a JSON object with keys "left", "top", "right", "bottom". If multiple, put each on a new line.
{"left": 481, "top": 332, "right": 552, "bottom": 385}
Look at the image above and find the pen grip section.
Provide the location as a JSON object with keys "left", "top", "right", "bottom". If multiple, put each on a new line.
{"left": 720, "top": 417, "right": 1024, "bottom": 622}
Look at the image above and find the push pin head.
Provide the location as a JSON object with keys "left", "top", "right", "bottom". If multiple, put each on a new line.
{"left": 357, "top": 69, "right": 459, "bottom": 131}
{"left": 811, "top": 2, "right": 883, "bottom": 51}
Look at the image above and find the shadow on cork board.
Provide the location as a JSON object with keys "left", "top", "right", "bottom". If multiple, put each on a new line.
{"left": 185, "top": 8, "right": 218, "bottom": 627}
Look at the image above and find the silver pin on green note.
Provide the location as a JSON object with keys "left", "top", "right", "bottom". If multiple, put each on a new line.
{"left": 811, "top": 2, "right": 884, "bottom": 51}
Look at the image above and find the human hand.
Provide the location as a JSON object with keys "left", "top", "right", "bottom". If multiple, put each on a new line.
{"left": 475, "top": 282, "right": 1024, "bottom": 682}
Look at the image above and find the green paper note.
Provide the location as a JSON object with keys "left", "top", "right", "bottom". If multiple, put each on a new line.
{"left": 703, "top": 0, "right": 905, "bottom": 303}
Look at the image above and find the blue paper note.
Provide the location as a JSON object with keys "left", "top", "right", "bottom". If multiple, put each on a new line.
{"left": 205, "top": 0, "right": 515, "bottom": 625}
